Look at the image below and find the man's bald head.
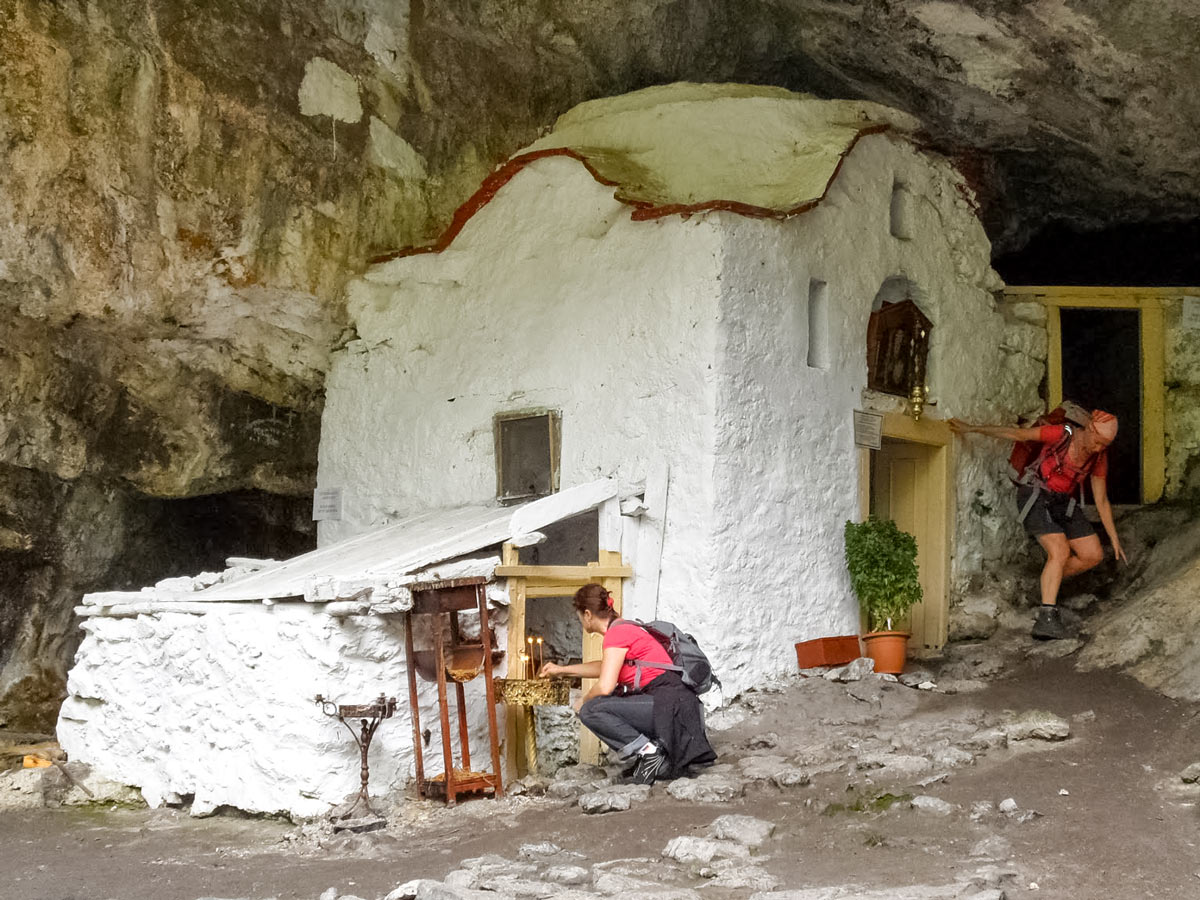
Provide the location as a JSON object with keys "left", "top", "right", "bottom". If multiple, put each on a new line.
{"left": 1091, "top": 409, "right": 1118, "bottom": 445}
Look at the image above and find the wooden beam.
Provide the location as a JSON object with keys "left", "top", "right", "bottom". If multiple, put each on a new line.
{"left": 598, "top": 496, "right": 622, "bottom": 553}
{"left": 879, "top": 412, "right": 951, "bottom": 447}
{"left": 1046, "top": 305, "right": 1063, "bottom": 409}
{"left": 628, "top": 462, "right": 669, "bottom": 621}
{"left": 501, "top": 543, "right": 534, "bottom": 779}
{"left": 857, "top": 447, "right": 871, "bottom": 521}
{"left": 526, "top": 584, "right": 597, "bottom": 599}
{"left": 75, "top": 601, "right": 258, "bottom": 618}
{"left": 1005, "top": 286, "right": 1200, "bottom": 301}
{"left": 493, "top": 565, "right": 633, "bottom": 578}
{"left": 1142, "top": 302, "right": 1166, "bottom": 502}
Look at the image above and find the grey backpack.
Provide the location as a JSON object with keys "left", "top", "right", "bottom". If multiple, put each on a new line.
{"left": 625, "top": 619, "right": 718, "bottom": 694}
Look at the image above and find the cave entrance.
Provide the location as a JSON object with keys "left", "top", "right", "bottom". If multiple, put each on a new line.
{"left": 112, "top": 490, "right": 317, "bottom": 589}
{"left": 1005, "top": 286, "right": 1167, "bottom": 505}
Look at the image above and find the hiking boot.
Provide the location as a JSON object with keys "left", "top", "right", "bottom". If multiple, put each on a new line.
{"left": 631, "top": 749, "right": 669, "bottom": 785}
{"left": 1031, "top": 605, "right": 1066, "bottom": 640}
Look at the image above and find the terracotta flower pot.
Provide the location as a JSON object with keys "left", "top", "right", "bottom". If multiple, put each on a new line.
{"left": 795, "top": 635, "right": 862, "bottom": 670}
{"left": 862, "top": 630, "right": 909, "bottom": 675}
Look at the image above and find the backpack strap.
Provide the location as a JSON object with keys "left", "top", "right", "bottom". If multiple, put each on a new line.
{"left": 610, "top": 619, "right": 681, "bottom": 691}
{"left": 630, "top": 658, "right": 683, "bottom": 691}
{"left": 1015, "top": 425, "right": 1076, "bottom": 522}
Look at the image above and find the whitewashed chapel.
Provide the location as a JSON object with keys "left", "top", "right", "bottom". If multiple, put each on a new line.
{"left": 58, "top": 84, "right": 1039, "bottom": 817}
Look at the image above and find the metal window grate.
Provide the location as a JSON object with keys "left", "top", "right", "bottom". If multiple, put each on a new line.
{"left": 495, "top": 410, "right": 560, "bottom": 503}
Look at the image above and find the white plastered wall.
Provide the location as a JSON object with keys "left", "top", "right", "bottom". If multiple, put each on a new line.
{"left": 703, "top": 135, "right": 1033, "bottom": 694}
{"left": 320, "top": 142, "right": 1037, "bottom": 701}
{"left": 319, "top": 155, "right": 725, "bottom": 618}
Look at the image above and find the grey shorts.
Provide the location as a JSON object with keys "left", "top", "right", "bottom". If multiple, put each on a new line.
{"left": 1016, "top": 485, "right": 1096, "bottom": 541}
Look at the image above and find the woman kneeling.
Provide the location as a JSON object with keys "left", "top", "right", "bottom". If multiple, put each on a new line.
{"left": 539, "top": 584, "right": 716, "bottom": 784}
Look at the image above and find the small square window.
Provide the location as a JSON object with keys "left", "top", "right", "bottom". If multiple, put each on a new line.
{"left": 495, "top": 410, "right": 560, "bottom": 503}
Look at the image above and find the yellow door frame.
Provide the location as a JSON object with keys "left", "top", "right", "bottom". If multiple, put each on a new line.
{"left": 1004, "top": 285, "right": 1170, "bottom": 503}
{"left": 857, "top": 413, "right": 954, "bottom": 652}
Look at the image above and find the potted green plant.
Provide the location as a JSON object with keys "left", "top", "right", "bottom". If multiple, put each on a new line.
{"left": 843, "top": 517, "right": 923, "bottom": 674}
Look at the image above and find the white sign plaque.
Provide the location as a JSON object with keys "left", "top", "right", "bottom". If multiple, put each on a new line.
{"left": 312, "top": 486, "right": 344, "bottom": 521}
{"left": 1182, "top": 296, "right": 1200, "bottom": 331}
{"left": 853, "top": 410, "right": 883, "bottom": 450}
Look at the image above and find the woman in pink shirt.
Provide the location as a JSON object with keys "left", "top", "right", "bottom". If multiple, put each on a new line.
{"left": 539, "top": 583, "right": 714, "bottom": 784}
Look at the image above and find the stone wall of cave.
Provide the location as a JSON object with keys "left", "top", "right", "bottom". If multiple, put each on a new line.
{"left": 5, "top": 0, "right": 1200, "bottom": 729}
{"left": 0, "top": 481, "right": 314, "bottom": 731}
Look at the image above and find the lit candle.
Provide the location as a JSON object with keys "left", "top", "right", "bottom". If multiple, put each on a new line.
{"left": 520, "top": 652, "right": 530, "bottom": 680}
{"left": 526, "top": 636, "right": 536, "bottom": 679}
{"left": 536, "top": 637, "right": 544, "bottom": 677}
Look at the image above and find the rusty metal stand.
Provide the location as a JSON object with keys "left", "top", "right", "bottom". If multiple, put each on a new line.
{"left": 403, "top": 577, "right": 504, "bottom": 806}
{"left": 315, "top": 693, "right": 396, "bottom": 820}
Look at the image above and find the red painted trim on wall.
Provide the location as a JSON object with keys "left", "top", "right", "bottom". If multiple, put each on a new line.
{"left": 369, "top": 123, "right": 894, "bottom": 264}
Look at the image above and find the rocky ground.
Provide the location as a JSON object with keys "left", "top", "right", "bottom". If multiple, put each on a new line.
{"left": 4, "top": 614, "right": 1200, "bottom": 900}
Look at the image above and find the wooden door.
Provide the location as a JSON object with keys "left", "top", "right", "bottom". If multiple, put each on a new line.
{"left": 872, "top": 438, "right": 948, "bottom": 653}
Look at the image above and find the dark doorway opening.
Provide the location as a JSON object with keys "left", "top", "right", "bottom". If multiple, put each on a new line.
{"left": 1060, "top": 309, "right": 1141, "bottom": 504}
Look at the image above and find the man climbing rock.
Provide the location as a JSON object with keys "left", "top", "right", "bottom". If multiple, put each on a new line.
{"left": 949, "top": 409, "right": 1125, "bottom": 640}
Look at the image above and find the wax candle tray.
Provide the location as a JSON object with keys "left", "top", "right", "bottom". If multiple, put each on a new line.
{"left": 494, "top": 677, "right": 571, "bottom": 706}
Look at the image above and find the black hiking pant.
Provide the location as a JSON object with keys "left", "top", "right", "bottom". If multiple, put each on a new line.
{"left": 578, "top": 693, "right": 656, "bottom": 758}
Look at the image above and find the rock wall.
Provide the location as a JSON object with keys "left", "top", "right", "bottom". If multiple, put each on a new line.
{"left": 1076, "top": 505, "right": 1200, "bottom": 700}
{"left": 0, "top": 0, "right": 430, "bottom": 723}
{"left": 1165, "top": 298, "right": 1200, "bottom": 499}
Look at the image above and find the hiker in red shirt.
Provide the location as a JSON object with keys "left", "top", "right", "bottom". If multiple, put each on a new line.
{"left": 949, "top": 409, "right": 1124, "bottom": 640}
{"left": 539, "top": 583, "right": 715, "bottom": 784}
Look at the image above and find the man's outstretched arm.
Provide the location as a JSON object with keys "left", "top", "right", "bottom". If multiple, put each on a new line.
{"left": 948, "top": 419, "right": 1043, "bottom": 442}
{"left": 1090, "top": 474, "right": 1127, "bottom": 563}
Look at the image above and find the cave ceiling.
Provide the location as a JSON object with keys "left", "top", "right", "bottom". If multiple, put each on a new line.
{"left": 2, "top": 0, "right": 1197, "bottom": 502}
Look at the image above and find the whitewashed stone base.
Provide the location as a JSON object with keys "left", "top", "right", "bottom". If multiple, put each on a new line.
{"left": 58, "top": 604, "right": 507, "bottom": 818}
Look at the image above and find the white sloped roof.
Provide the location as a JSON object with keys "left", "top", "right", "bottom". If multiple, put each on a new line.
{"left": 81, "top": 479, "right": 617, "bottom": 610}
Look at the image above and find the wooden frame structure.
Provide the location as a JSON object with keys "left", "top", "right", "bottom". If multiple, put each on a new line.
{"left": 494, "top": 495, "right": 634, "bottom": 773}
{"left": 493, "top": 408, "right": 562, "bottom": 504}
{"left": 857, "top": 412, "right": 955, "bottom": 653}
{"left": 403, "top": 577, "right": 504, "bottom": 806}
{"left": 1004, "top": 285, "right": 1177, "bottom": 504}
{"left": 495, "top": 548, "right": 633, "bottom": 773}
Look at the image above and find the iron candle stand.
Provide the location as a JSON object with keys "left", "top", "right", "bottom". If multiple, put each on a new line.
{"left": 315, "top": 693, "right": 397, "bottom": 820}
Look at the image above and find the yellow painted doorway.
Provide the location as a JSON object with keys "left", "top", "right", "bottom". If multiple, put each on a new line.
{"left": 859, "top": 415, "right": 953, "bottom": 654}
{"left": 1004, "top": 286, "right": 1169, "bottom": 504}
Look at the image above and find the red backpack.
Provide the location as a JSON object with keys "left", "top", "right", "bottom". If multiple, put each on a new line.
{"left": 1009, "top": 401, "right": 1096, "bottom": 520}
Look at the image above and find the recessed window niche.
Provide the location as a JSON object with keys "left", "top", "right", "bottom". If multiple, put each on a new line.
{"left": 807, "top": 279, "right": 830, "bottom": 369}
{"left": 890, "top": 179, "right": 913, "bottom": 240}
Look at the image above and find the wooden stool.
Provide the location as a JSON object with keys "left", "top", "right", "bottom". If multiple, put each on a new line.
{"left": 403, "top": 577, "right": 504, "bottom": 805}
